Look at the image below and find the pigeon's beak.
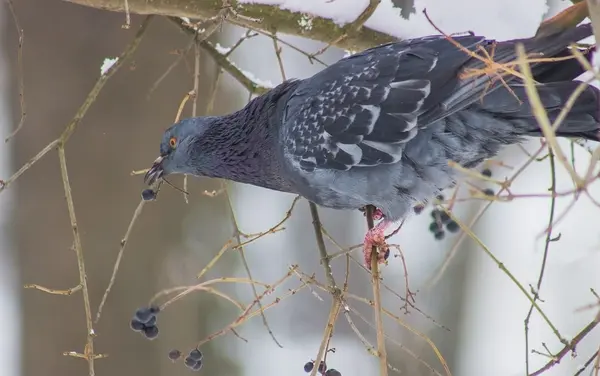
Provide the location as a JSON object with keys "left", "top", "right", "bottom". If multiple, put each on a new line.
{"left": 144, "top": 156, "right": 164, "bottom": 186}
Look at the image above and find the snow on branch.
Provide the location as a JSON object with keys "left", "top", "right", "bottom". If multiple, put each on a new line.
{"left": 62, "top": 0, "right": 408, "bottom": 50}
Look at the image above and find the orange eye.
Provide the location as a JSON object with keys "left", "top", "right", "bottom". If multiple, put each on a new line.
{"left": 169, "top": 137, "right": 177, "bottom": 148}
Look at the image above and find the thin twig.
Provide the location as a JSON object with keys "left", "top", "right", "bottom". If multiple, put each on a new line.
{"left": 195, "top": 266, "right": 299, "bottom": 347}
{"left": 4, "top": 0, "right": 26, "bottom": 142}
{"left": 224, "top": 184, "right": 283, "bottom": 348}
{"left": 168, "top": 17, "right": 271, "bottom": 95}
{"left": 122, "top": 0, "right": 130, "bottom": 28}
{"left": 529, "top": 316, "right": 600, "bottom": 376}
{"left": 95, "top": 199, "right": 146, "bottom": 323}
{"left": 310, "top": 0, "right": 381, "bottom": 57}
{"left": 524, "top": 149, "right": 558, "bottom": 374}
{"left": 308, "top": 202, "right": 338, "bottom": 291}
{"left": 271, "top": 32, "right": 286, "bottom": 80}
{"left": 444, "top": 209, "right": 568, "bottom": 346}
{"left": 309, "top": 299, "right": 343, "bottom": 376}
{"left": 148, "top": 14, "right": 226, "bottom": 99}
{"left": 24, "top": 283, "right": 82, "bottom": 295}
{"left": 574, "top": 350, "right": 599, "bottom": 376}
{"left": 234, "top": 195, "right": 301, "bottom": 248}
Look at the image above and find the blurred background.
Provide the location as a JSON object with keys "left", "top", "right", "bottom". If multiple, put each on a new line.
{"left": 1, "top": 0, "right": 600, "bottom": 376}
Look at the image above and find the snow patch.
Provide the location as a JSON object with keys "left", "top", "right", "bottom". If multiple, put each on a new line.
{"left": 100, "top": 57, "right": 118, "bottom": 76}
{"left": 214, "top": 42, "right": 232, "bottom": 55}
{"left": 298, "top": 13, "right": 313, "bottom": 31}
{"left": 237, "top": 0, "right": 549, "bottom": 40}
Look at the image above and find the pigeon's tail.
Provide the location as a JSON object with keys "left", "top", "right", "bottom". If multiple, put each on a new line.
{"left": 525, "top": 80, "right": 600, "bottom": 142}
{"left": 479, "top": 78, "right": 600, "bottom": 142}
{"left": 536, "top": 80, "right": 600, "bottom": 142}
{"left": 534, "top": 46, "right": 596, "bottom": 84}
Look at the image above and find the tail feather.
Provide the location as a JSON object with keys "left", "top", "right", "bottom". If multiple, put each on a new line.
{"left": 534, "top": 46, "right": 596, "bottom": 83}
{"left": 479, "top": 80, "right": 600, "bottom": 142}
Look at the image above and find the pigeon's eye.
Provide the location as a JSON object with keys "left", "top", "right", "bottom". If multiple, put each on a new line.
{"left": 169, "top": 137, "right": 177, "bottom": 149}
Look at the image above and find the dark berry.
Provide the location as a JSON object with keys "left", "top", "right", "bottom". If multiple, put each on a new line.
{"left": 141, "top": 188, "right": 156, "bottom": 201}
{"left": 436, "top": 194, "right": 444, "bottom": 202}
{"left": 145, "top": 315, "right": 157, "bottom": 327}
{"left": 434, "top": 230, "right": 445, "bottom": 240}
{"left": 439, "top": 211, "right": 451, "bottom": 224}
{"left": 143, "top": 325, "right": 159, "bottom": 339}
{"left": 383, "top": 248, "right": 390, "bottom": 260}
{"left": 446, "top": 221, "right": 459, "bottom": 233}
{"left": 130, "top": 319, "right": 144, "bottom": 331}
{"left": 429, "top": 221, "right": 442, "bottom": 233}
{"left": 185, "top": 356, "right": 198, "bottom": 368}
{"left": 325, "top": 369, "right": 342, "bottom": 376}
{"left": 318, "top": 361, "right": 327, "bottom": 374}
{"left": 481, "top": 168, "right": 492, "bottom": 177}
{"left": 483, "top": 188, "right": 495, "bottom": 196}
{"left": 192, "top": 360, "right": 203, "bottom": 371}
{"left": 413, "top": 204, "right": 424, "bottom": 215}
{"left": 188, "top": 349, "right": 203, "bottom": 361}
{"left": 134, "top": 307, "right": 155, "bottom": 323}
{"left": 168, "top": 349, "right": 181, "bottom": 361}
{"left": 304, "top": 361, "right": 314, "bottom": 373}
{"left": 430, "top": 209, "right": 440, "bottom": 219}
{"left": 149, "top": 305, "right": 161, "bottom": 314}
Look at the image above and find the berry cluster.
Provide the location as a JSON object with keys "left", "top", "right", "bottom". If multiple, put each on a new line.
{"left": 480, "top": 168, "right": 495, "bottom": 197}
{"left": 166, "top": 348, "right": 204, "bottom": 371}
{"left": 428, "top": 208, "right": 459, "bottom": 240}
{"left": 129, "top": 305, "right": 160, "bottom": 340}
{"left": 184, "top": 349, "right": 203, "bottom": 371}
{"left": 141, "top": 188, "right": 157, "bottom": 201}
{"left": 303, "top": 361, "right": 342, "bottom": 376}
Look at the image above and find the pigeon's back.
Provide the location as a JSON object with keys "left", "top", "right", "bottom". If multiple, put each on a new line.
{"left": 277, "top": 24, "right": 597, "bottom": 221}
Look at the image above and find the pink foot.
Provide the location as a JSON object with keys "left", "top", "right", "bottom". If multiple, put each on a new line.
{"left": 363, "top": 220, "right": 392, "bottom": 269}
{"left": 360, "top": 207, "right": 384, "bottom": 221}
{"left": 372, "top": 208, "right": 384, "bottom": 221}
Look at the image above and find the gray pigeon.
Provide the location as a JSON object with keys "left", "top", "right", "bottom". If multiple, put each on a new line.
{"left": 145, "top": 23, "right": 599, "bottom": 268}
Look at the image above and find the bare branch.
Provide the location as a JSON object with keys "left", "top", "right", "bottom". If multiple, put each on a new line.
{"left": 63, "top": 0, "right": 396, "bottom": 50}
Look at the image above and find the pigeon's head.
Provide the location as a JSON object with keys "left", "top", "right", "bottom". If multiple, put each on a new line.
{"left": 144, "top": 117, "right": 214, "bottom": 186}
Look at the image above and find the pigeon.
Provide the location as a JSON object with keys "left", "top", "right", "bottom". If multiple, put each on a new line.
{"left": 145, "top": 23, "right": 600, "bottom": 268}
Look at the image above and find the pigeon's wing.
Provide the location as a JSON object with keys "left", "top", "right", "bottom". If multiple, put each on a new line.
{"left": 281, "top": 23, "right": 593, "bottom": 172}
{"left": 281, "top": 34, "right": 489, "bottom": 172}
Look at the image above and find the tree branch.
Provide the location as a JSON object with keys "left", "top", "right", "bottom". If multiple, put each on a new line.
{"left": 63, "top": 0, "right": 395, "bottom": 50}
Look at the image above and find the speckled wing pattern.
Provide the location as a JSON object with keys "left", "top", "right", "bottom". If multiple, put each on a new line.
{"left": 281, "top": 35, "right": 487, "bottom": 172}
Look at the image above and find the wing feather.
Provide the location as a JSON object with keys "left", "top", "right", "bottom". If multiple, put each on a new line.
{"left": 282, "top": 34, "right": 488, "bottom": 172}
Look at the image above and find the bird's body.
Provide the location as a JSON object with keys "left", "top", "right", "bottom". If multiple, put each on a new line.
{"left": 145, "top": 23, "right": 600, "bottom": 267}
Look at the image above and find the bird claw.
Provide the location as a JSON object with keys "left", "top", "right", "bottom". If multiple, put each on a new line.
{"left": 359, "top": 206, "right": 384, "bottom": 221}
{"left": 363, "top": 223, "right": 391, "bottom": 269}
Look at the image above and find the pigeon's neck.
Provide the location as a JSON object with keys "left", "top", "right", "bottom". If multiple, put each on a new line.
{"left": 202, "top": 81, "right": 300, "bottom": 192}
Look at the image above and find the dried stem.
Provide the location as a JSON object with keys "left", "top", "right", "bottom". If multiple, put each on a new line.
{"left": 57, "top": 146, "right": 97, "bottom": 375}
{"left": 365, "top": 206, "right": 388, "bottom": 376}
{"left": 516, "top": 43, "right": 583, "bottom": 186}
